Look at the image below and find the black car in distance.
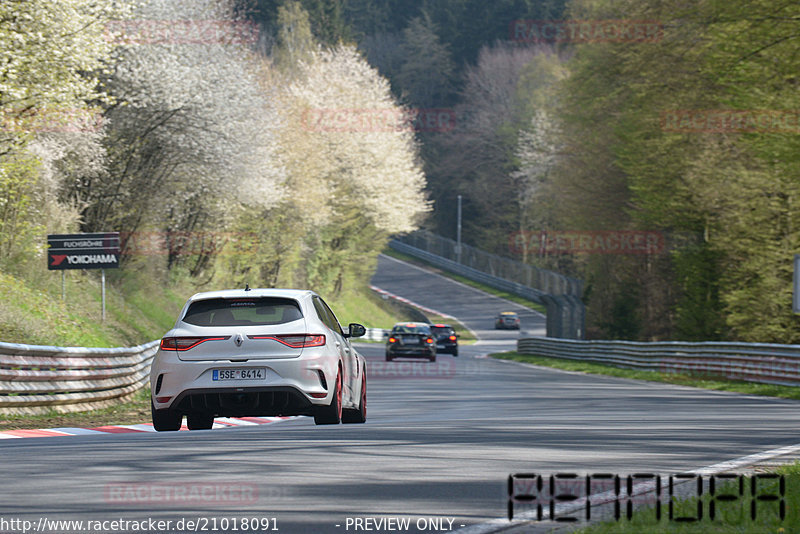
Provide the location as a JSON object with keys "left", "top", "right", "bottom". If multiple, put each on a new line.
{"left": 386, "top": 322, "right": 437, "bottom": 362}
{"left": 495, "top": 311, "right": 521, "bottom": 330}
{"left": 429, "top": 323, "right": 458, "bottom": 356}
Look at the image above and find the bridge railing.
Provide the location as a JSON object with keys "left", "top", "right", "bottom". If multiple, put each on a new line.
{"left": 390, "top": 232, "right": 586, "bottom": 339}
{"left": 396, "top": 231, "right": 582, "bottom": 297}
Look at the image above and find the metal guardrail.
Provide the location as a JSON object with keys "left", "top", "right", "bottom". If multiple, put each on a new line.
{"left": 390, "top": 240, "right": 547, "bottom": 303}
{"left": 517, "top": 337, "right": 800, "bottom": 387}
{"left": 0, "top": 340, "right": 159, "bottom": 415}
{"left": 390, "top": 232, "right": 586, "bottom": 339}
{"left": 0, "top": 328, "right": 389, "bottom": 415}
{"left": 363, "top": 328, "right": 388, "bottom": 341}
{"left": 395, "top": 231, "right": 582, "bottom": 296}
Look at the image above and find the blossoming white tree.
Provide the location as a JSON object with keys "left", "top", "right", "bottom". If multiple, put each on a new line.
{"left": 222, "top": 40, "right": 429, "bottom": 293}
{"left": 0, "top": 0, "right": 129, "bottom": 267}
{"left": 0, "top": 0, "right": 129, "bottom": 153}
{"left": 74, "top": 0, "right": 284, "bottom": 271}
{"left": 280, "top": 44, "right": 428, "bottom": 234}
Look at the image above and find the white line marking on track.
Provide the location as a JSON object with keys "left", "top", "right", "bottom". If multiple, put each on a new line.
{"left": 379, "top": 254, "right": 546, "bottom": 318}
{"left": 454, "top": 442, "right": 800, "bottom": 533}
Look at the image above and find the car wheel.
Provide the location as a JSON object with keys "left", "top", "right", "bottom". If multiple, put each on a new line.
{"left": 429, "top": 354, "right": 436, "bottom": 362}
{"left": 452, "top": 347, "right": 458, "bottom": 357}
{"left": 151, "top": 399, "right": 182, "bottom": 432}
{"left": 187, "top": 413, "right": 214, "bottom": 430}
{"left": 342, "top": 373, "right": 366, "bottom": 424}
{"left": 385, "top": 353, "right": 393, "bottom": 362}
{"left": 314, "top": 368, "right": 342, "bottom": 425}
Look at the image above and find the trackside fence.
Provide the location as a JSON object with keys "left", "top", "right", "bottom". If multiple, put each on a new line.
{"left": 390, "top": 231, "right": 586, "bottom": 339}
{"left": 0, "top": 340, "right": 158, "bottom": 415}
{"left": 517, "top": 337, "right": 800, "bottom": 387}
{"left": 394, "top": 231, "right": 582, "bottom": 296}
{"left": 0, "top": 330, "right": 389, "bottom": 415}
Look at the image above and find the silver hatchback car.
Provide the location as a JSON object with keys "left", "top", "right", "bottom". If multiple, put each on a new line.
{"left": 150, "top": 288, "right": 367, "bottom": 430}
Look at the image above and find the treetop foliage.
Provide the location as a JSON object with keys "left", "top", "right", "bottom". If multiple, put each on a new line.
{"left": 1, "top": 0, "right": 429, "bottom": 300}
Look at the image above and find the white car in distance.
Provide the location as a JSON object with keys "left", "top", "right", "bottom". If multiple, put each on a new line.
{"left": 150, "top": 288, "right": 367, "bottom": 430}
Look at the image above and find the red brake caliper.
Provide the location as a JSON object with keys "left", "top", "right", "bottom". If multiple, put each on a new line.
{"left": 337, "top": 372, "right": 343, "bottom": 419}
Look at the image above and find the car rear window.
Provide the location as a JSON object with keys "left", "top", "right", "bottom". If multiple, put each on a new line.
{"left": 391, "top": 324, "right": 431, "bottom": 335}
{"left": 430, "top": 326, "right": 454, "bottom": 336}
{"left": 182, "top": 297, "right": 303, "bottom": 327}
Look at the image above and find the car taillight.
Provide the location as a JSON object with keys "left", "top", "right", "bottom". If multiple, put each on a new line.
{"left": 388, "top": 337, "right": 397, "bottom": 343}
{"left": 425, "top": 337, "right": 434, "bottom": 344}
{"left": 247, "top": 334, "right": 325, "bottom": 348}
{"left": 449, "top": 335, "right": 457, "bottom": 342}
{"left": 160, "top": 336, "right": 229, "bottom": 351}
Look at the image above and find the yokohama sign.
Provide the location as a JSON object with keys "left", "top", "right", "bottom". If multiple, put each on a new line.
{"left": 47, "top": 233, "right": 120, "bottom": 270}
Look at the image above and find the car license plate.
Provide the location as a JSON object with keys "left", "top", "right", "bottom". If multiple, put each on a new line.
{"left": 402, "top": 335, "right": 419, "bottom": 344}
{"left": 212, "top": 368, "right": 266, "bottom": 381}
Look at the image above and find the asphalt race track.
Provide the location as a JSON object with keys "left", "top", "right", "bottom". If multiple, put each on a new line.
{"left": 2, "top": 255, "right": 800, "bottom": 533}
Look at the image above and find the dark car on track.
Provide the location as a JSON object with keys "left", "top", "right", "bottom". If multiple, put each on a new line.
{"left": 386, "top": 322, "right": 437, "bottom": 362}
{"left": 495, "top": 311, "right": 521, "bottom": 330}
{"left": 429, "top": 323, "right": 459, "bottom": 356}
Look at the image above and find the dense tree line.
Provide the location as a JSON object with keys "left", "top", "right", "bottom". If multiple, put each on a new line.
{"left": 547, "top": 0, "right": 800, "bottom": 342}
{"left": 0, "top": 0, "right": 427, "bottom": 299}
{"left": 261, "top": 0, "right": 800, "bottom": 342}
{"left": 4, "top": 0, "right": 797, "bottom": 342}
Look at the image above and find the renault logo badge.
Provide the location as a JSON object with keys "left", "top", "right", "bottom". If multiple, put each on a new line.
{"left": 234, "top": 334, "right": 244, "bottom": 347}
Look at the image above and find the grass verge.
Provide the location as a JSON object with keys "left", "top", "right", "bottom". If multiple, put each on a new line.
{"left": 382, "top": 248, "right": 547, "bottom": 314}
{"left": 0, "top": 388, "right": 152, "bottom": 431}
{"left": 494, "top": 352, "right": 800, "bottom": 401}
{"left": 326, "top": 285, "right": 421, "bottom": 331}
{"left": 0, "top": 258, "right": 187, "bottom": 347}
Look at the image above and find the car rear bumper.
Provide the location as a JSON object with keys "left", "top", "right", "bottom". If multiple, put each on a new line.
{"left": 168, "top": 386, "right": 314, "bottom": 417}
{"left": 387, "top": 346, "right": 436, "bottom": 358}
{"left": 150, "top": 348, "right": 336, "bottom": 413}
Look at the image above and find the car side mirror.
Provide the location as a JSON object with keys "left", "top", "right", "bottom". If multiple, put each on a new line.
{"left": 346, "top": 323, "right": 366, "bottom": 339}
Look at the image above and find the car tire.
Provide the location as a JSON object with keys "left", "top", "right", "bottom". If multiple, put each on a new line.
{"left": 429, "top": 354, "right": 436, "bottom": 362}
{"left": 314, "top": 368, "right": 342, "bottom": 425}
{"left": 385, "top": 353, "right": 393, "bottom": 362}
{"left": 151, "top": 399, "right": 182, "bottom": 432}
{"left": 452, "top": 347, "right": 458, "bottom": 357}
{"left": 342, "top": 373, "right": 366, "bottom": 424}
{"left": 187, "top": 413, "right": 215, "bottom": 430}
